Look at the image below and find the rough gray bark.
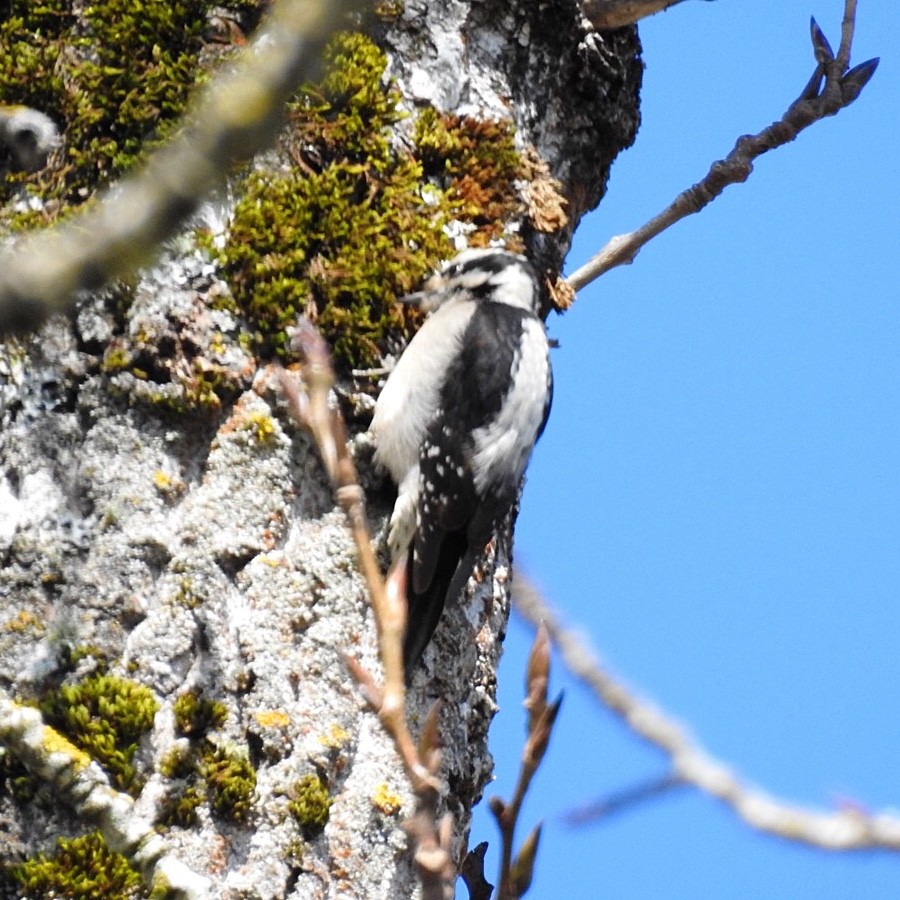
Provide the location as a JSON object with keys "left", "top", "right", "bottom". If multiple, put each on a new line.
{"left": 0, "top": 2, "right": 640, "bottom": 897}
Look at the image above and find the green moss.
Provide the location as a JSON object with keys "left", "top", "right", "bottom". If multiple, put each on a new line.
{"left": 57, "top": 644, "right": 108, "bottom": 672}
{"left": 177, "top": 364, "right": 234, "bottom": 410}
{"left": 173, "top": 688, "right": 228, "bottom": 738}
{"left": 158, "top": 691, "right": 247, "bottom": 829}
{"left": 5, "top": 830, "right": 143, "bottom": 900}
{"left": 156, "top": 779, "right": 206, "bottom": 829}
{"left": 159, "top": 694, "right": 251, "bottom": 828}
{"left": 294, "top": 31, "right": 406, "bottom": 161}
{"left": 103, "top": 344, "right": 243, "bottom": 414}
{"left": 413, "top": 108, "right": 526, "bottom": 248}
{"left": 170, "top": 577, "right": 203, "bottom": 610}
{"left": 374, "top": 0, "right": 405, "bottom": 18}
{"left": 102, "top": 346, "right": 133, "bottom": 374}
{"left": 0, "top": 750, "right": 39, "bottom": 804}
{"left": 201, "top": 744, "right": 256, "bottom": 822}
{"left": 39, "top": 673, "right": 159, "bottom": 794}
{"left": 0, "top": 0, "right": 255, "bottom": 226}
{"left": 221, "top": 32, "right": 449, "bottom": 367}
{"left": 219, "top": 31, "right": 533, "bottom": 371}
{"left": 159, "top": 747, "right": 194, "bottom": 780}
{"left": 288, "top": 773, "right": 332, "bottom": 836}
{"left": 283, "top": 838, "right": 305, "bottom": 865}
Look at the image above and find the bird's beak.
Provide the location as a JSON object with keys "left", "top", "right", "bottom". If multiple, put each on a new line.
{"left": 398, "top": 289, "right": 427, "bottom": 307}
{"left": 398, "top": 277, "right": 448, "bottom": 312}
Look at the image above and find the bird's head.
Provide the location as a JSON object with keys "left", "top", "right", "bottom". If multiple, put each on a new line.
{"left": 402, "top": 248, "right": 540, "bottom": 315}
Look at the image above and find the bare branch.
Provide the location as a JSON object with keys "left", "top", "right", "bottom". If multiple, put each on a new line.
{"left": 512, "top": 577, "right": 900, "bottom": 852}
{"left": 564, "top": 772, "right": 683, "bottom": 825}
{"left": 460, "top": 842, "right": 494, "bottom": 900}
{"left": 837, "top": 0, "right": 858, "bottom": 72}
{"left": 491, "top": 623, "right": 563, "bottom": 898}
{"left": 566, "top": 0, "right": 878, "bottom": 295}
{"left": 0, "top": 692, "right": 211, "bottom": 899}
{"left": 278, "top": 319, "right": 454, "bottom": 898}
{"left": 581, "top": 0, "right": 711, "bottom": 30}
{"left": 0, "top": 0, "right": 369, "bottom": 336}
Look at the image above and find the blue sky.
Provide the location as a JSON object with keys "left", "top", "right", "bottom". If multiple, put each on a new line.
{"left": 471, "top": 1, "right": 900, "bottom": 897}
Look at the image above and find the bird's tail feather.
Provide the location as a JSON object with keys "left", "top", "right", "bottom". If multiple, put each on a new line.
{"left": 402, "top": 530, "right": 474, "bottom": 676}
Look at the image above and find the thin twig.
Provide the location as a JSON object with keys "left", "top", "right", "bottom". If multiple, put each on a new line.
{"left": 277, "top": 319, "right": 454, "bottom": 899}
{"left": 566, "top": 0, "right": 878, "bottom": 294}
{"left": 563, "top": 772, "right": 683, "bottom": 826}
{"left": 490, "top": 623, "right": 562, "bottom": 899}
{"left": 0, "top": 692, "right": 211, "bottom": 899}
{"left": 837, "top": 0, "right": 858, "bottom": 72}
{"left": 460, "top": 842, "right": 493, "bottom": 900}
{"left": 0, "top": 0, "right": 369, "bottom": 336}
{"left": 512, "top": 577, "right": 900, "bottom": 852}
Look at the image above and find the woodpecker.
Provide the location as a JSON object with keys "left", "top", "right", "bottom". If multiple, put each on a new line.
{"left": 369, "top": 248, "right": 553, "bottom": 670}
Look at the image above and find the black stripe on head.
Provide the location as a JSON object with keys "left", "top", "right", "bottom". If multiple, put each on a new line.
{"left": 452, "top": 252, "right": 513, "bottom": 278}
{"left": 443, "top": 250, "right": 522, "bottom": 286}
{"left": 442, "top": 250, "right": 539, "bottom": 309}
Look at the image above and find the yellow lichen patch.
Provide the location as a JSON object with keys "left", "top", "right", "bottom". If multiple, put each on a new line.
{"left": 241, "top": 410, "right": 278, "bottom": 444}
{"left": 152, "top": 469, "right": 187, "bottom": 499}
{"left": 372, "top": 781, "right": 402, "bottom": 816}
{"left": 101, "top": 345, "right": 132, "bottom": 374}
{"left": 318, "top": 723, "right": 350, "bottom": 750}
{"left": 258, "top": 553, "right": 285, "bottom": 568}
{"left": 41, "top": 726, "right": 93, "bottom": 772}
{"left": 254, "top": 709, "right": 291, "bottom": 729}
{"left": 2, "top": 609, "right": 44, "bottom": 634}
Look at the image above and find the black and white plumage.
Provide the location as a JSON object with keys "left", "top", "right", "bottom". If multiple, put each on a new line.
{"left": 370, "top": 248, "right": 553, "bottom": 671}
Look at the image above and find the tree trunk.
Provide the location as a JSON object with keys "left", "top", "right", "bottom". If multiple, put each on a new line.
{"left": 0, "top": 1, "right": 640, "bottom": 897}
